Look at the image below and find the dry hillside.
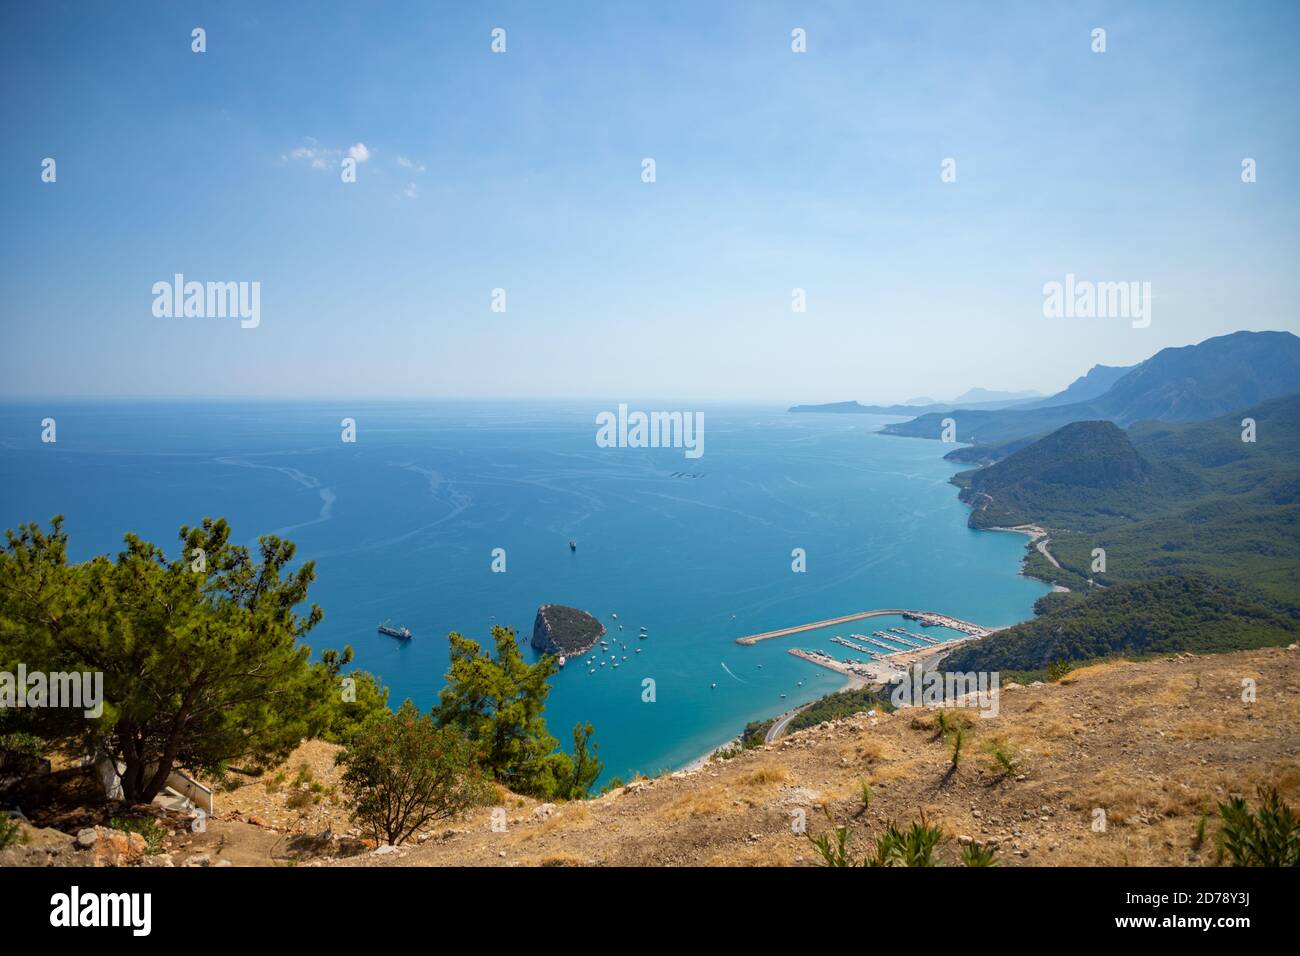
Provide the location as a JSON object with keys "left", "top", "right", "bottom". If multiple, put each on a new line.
{"left": 6, "top": 646, "right": 1297, "bottom": 867}
{"left": 335, "top": 644, "right": 1300, "bottom": 867}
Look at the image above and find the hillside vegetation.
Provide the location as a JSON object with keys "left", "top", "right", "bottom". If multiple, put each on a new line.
{"left": 946, "top": 575, "right": 1299, "bottom": 674}
{"left": 953, "top": 393, "right": 1300, "bottom": 604}
{"left": 944, "top": 392, "right": 1300, "bottom": 673}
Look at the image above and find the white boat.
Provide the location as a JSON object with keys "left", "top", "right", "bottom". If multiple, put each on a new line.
{"left": 711, "top": 682, "right": 717, "bottom": 689}
{"left": 558, "top": 656, "right": 566, "bottom": 668}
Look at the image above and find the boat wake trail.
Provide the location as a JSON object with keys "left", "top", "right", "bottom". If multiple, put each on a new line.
{"left": 720, "top": 662, "right": 746, "bottom": 683}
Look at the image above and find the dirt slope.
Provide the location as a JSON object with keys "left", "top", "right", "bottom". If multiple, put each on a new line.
{"left": 330, "top": 645, "right": 1300, "bottom": 867}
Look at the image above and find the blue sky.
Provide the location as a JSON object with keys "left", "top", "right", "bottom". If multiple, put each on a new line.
{"left": 2, "top": 0, "right": 1298, "bottom": 402}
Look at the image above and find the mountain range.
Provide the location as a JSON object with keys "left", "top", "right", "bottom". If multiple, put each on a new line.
{"left": 878, "top": 331, "right": 1300, "bottom": 447}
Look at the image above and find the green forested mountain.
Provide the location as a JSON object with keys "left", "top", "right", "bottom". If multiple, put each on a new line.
{"left": 955, "top": 421, "right": 1155, "bottom": 530}
{"left": 942, "top": 392, "right": 1300, "bottom": 671}
{"left": 945, "top": 574, "right": 1299, "bottom": 674}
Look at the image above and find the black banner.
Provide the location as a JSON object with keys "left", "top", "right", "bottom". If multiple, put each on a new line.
{"left": 0, "top": 865, "right": 1282, "bottom": 943}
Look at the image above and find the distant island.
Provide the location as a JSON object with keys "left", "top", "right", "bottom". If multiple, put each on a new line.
{"left": 789, "top": 392, "right": 1044, "bottom": 416}
{"left": 531, "top": 604, "right": 606, "bottom": 658}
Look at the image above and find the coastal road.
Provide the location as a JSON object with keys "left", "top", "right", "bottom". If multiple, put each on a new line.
{"left": 1030, "top": 528, "right": 1062, "bottom": 568}
{"left": 766, "top": 702, "right": 813, "bottom": 743}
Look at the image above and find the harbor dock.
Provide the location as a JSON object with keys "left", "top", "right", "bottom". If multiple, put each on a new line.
{"left": 734, "top": 608, "right": 990, "bottom": 646}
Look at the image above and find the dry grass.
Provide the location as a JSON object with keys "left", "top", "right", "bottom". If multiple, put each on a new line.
{"left": 312, "top": 646, "right": 1300, "bottom": 869}
{"left": 660, "top": 790, "right": 729, "bottom": 821}
{"left": 738, "top": 765, "right": 789, "bottom": 786}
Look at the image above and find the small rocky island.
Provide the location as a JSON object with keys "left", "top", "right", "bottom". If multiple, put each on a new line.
{"left": 531, "top": 604, "right": 606, "bottom": 658}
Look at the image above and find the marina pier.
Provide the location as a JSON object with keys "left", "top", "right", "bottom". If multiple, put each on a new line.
{"left": 734, "top": 609, "right": 990, "bottom": 646}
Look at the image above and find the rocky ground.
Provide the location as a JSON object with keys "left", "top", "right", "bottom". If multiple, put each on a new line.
{"left": 3, "top": 645, "right": 1297, "bottom": 867}
{"left": 1, "top": 739, "right": 362, "bottom": 867}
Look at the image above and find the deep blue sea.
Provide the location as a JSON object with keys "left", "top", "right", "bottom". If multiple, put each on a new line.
{"left": 0, "top": 401, "right": 1047, "bottom": 786}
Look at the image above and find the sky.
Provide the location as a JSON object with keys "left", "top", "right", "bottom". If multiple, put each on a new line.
{"left": 2, "top": 0, "right": 1299, "bottom": 403}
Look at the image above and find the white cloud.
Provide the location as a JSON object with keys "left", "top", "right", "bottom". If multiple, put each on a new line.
{"left": 283, "top": 138, "right": 377, "bottom": 172}
{"left": 403, "top": 182, "right": 418, "bottom": 200}
{"left": 283, "top": 137, "right": 340, "bottom": 170}
{"left": 397, "top": 155, "right": 425, "bottom": 172}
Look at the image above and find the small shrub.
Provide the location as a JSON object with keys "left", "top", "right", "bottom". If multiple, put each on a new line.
{"left": 0, "top": 813, "right": 23, "bottom": 850}
{"left": 109, "top": 816, "right": 167, "bottom": 855}
{"left": 0, "top": 732, "right": 44, "bottom": 774}
{"left": 337, "top": 700, "right": 494, "bottom": 846}
{"left": 1192, "top": 812, "right": 1208, "bottom": 852}
{"left": 863, "top": 817, "right": 944, "bottom": 867}
{"left": 1217, "top": 786, "right": 1300, "bottom": 867}
{"left": 1046, "top": 660, "right": 1072, "bottom": 683}
{"left": 808, "top": 823, "right": 855, "bottom": 867}
{"left": 960, "top": 841, "right": 998, "bottom": 867}
{"left": 985, "top": 740, "right": 1023, "bottom": 777}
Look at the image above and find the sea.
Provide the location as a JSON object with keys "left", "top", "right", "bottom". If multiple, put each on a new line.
{"left": 0, "top": 400, "right": 1048, "bottom": 787}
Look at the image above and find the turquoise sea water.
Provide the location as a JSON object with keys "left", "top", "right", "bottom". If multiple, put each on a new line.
{"left": 0, "top": 401, "right": 1047, "bottom": 786}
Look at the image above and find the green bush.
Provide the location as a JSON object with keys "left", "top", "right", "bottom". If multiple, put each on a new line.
{"left": 0, "top": 732, "right": 43, "bottom": 774}
{"left": 808, "top": 812, "right": 946, "bottom": 867}
{"left": 960, "top": 841, "right": 998, "bottom": 866}
{"left": 1217, "top": 787, "right": 1300, "bottom": 867}
{"left": 108, "top": 816, "right": 167, "bottom": 855}
{"left": 338, "top": 700, "right": 494, "bottom": 846}
{"left": 0, "top": 813, "right": 22, "bottom": 850}
{"left": 867, "top": 819, "right": 944, "bottom": 867}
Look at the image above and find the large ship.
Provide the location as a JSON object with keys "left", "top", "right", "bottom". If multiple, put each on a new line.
{"left": 377, "top": 621, "right": 412, "bottom": 640}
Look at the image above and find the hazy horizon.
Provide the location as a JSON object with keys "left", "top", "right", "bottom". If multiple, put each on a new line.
{"left": 0, "top": 327, "right": 1280, "bottom": 408}
{"left": 4, "top": 1, "right": 1299, "bottom": 403}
